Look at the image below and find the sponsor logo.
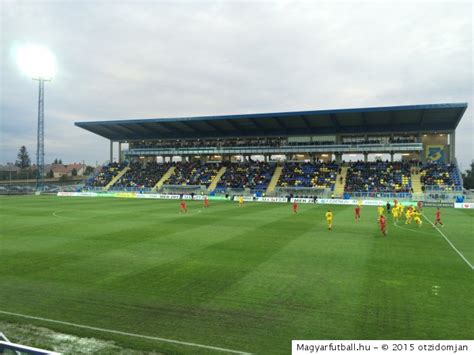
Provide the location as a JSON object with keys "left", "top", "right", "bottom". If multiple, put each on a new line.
{"left": 57, "top": 192, "right": 97, "bottom": 197}
{"left": 257, "top": 197, "right": 287, "bottom": 203}
{"left": 115, "top": 192, "right": 137, "bottom": 198}
{"left": 424, "top": 201, "right": 454, "bottom": 208}
{"left": 455, "top": 203, "right": 474, "bottom": 209}
{"left": 290, "top": 198, "right": 315, "bottom": 204}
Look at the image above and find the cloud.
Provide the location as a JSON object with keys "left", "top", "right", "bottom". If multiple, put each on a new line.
{"left": 0, "top": 1, "right": 472, "bottom": 168}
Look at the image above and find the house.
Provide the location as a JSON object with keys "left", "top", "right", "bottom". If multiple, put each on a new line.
{"left": 47, "top": 163, "right": 85, "bottom": 178}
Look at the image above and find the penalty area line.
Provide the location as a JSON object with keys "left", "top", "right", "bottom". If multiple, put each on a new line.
{"left": 422, "top": 214, "right": 474, "bottom": 270}
{"left": 0, "top": 310, "right": 252, "bottom": 355}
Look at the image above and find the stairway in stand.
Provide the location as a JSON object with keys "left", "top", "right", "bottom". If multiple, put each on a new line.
{"left": 411, "top": 173, "right": 423, "bottom": 194}
{"left": 152, "top": 166, "right": 176, "bottom": 192}
{"left": 333, "top": 166, "right": 348, "bottom": 197}
{"left": 207, "top": 166, "right": 227, "bottom": 192}
{"left": 266, "top": 165, "right": 283, "bottom": 195}
{"left": 104, "top": 166, "right": 130, "bottom": 191}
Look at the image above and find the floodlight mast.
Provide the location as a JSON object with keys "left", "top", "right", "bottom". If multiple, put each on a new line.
{"left": 33, "top": 77, "right": 51, "bottom": 193}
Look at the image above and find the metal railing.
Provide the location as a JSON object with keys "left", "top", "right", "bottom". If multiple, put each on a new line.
{"left": 124, "top": 142, "right": 423, "bottom": 156}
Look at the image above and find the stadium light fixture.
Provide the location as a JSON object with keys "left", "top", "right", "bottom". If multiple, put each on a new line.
{"left": 16, "top": 44, "right": 56, "bottom": 193}
{"left": 17, "top": 44, "right": 56, "bottom": 79}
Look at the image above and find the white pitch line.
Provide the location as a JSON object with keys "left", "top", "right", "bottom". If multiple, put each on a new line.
{"left": 0, "top": 310, "right": 252, "bottom": 355}
{"left": 392, "top": 221, "right": 436, "bottom": 236}
{"left": 422, "top": 214, "right": 474, "bottom": 270}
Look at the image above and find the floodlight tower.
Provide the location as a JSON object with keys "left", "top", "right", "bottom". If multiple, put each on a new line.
{"left": 16, "top": 44, "right": 56, "bottom": 193}
{"left": 33, "top": 77, "right": 51, "bottom": 192}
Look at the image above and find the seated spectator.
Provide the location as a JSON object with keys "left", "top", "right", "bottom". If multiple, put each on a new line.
{"left": 164, "top": 162, "right": 221, "bottom": 187}
{"left": 420, "top": 162, "right": 462, "bottom": 191}
{"left": 114, "top": 161, "right": 172, "bottom": 189}
{"left": 217, "top": 161, "right": 275, "bottom": 192}
{"left": 278, "top": 162, "right": 338, "bottom": 190}
{"left": 344, "top": 161, "right": 412, "bottom": 193}
{"left": 86, "top": 162, "right": 127, "bottom": 187}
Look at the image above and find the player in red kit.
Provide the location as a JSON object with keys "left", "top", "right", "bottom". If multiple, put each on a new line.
{"left": 180, "top": 200, "right": 187, "bottom": 213}
{"left": 354, "top": 205, "right": 361, "bottom": 221}
{"left": 292, "top": 202, "right": 298, "bottom": 214}
{"left": 204, "top": 196, "right": 209, "bottom": 208}
{"left": 434, "top": 207, "right": 443, "bottom": 226}
{"left": 417, "top": 200, "right": 423, "bottom": 211}
{"left": 379, "top": 214, "right": 387, "bottom": 236}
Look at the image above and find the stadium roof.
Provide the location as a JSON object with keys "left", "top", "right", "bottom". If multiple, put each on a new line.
{"left": 75, "top": 102, "right": 468, "bottom": 140}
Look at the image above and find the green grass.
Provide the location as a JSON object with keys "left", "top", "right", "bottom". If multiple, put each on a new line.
{"left": 0, "top": 196, "right": 473, "bottom": 354}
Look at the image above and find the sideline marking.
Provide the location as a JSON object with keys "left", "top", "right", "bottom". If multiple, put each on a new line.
{"left": 422, "top": 214, "right": 474, "bottom": 270}
{"left": 0, "top": 310, "right": 252, "bottom": 354}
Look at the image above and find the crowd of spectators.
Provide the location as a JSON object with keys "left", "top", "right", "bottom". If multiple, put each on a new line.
{"left": 165, "top": 162, "right": 221, "bottom": 186}
{"left": 344, "top": 161, "right": 412, "bottom": 193}
{"left": 278, "top": 162, "right": 338, "bottom": 190}
{"left": 420, "top": 163, "right": 462, "bottom": 190}
{"left": 114, "top": 161, "right": 172, "bottom": 188}
{"left": 217, "top": 162, "right": 275, "bottom": 191}
{"left": 130, "top": 136, "right": 418, "bottom": 150}
{"left": 86, "top": 162, "right": 127, "bottom": 187}
{"left": 87, "top": 159, "right": 460, "bottom": 193}
{"left": 131, "top": 138, "right": 285, "bottom": 149}
{"left": 341, "top": 137, "right": 417, "bottom": 145}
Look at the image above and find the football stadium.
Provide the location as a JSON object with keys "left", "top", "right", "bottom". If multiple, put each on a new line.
{"left": 1, "top": 102, "right": 473, "bottom": 354}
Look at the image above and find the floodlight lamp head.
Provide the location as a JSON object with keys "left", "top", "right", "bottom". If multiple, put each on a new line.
{"left": 16, "top": 44, "right": 56, "bottom": 79}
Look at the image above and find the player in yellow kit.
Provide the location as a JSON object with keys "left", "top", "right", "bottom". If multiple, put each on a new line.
{"left": 325, "top": 210, "right": 333, "bottom": 230}
{"left": 413, "top": 210, "right": 423, "bottom": 227}
{"left": 405, "top": 207, "right": 414, "bottom": 224}
{"left": 398, "top": 204, "right": 405, "bottom": 214}
{"left": 392, "top": 206, "right": 399, "bottom": 222}
{"left": 238, "top": 196, "right": 244, "bottom": 207}
{"left": 377, "top": 206, "right": 384, "bottom": 216}
{"left": 377, "top": 206, "right": 384, "bottom": 223}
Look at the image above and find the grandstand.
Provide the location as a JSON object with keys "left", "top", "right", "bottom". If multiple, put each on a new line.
{"left": 76, "top": 103, "right": 467, "bottom": 200}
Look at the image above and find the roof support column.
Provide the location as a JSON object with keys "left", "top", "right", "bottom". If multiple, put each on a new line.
{"left": 450, "top": 130, "right": 456, "bottom": 164}
{"left": 110, "top": 140, "right": 113, "bottom": 163}
{"left": 118, "top": 142, "right": 122, "bottom": 163}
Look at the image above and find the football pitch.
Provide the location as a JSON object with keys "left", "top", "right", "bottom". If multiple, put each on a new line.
{"left": 0, "top": 196, "right": 473, "bottom": 354}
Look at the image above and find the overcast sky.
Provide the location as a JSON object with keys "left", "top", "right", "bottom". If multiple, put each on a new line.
{"left": 1, "top": 0, "right": 472, "bottom": 169}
